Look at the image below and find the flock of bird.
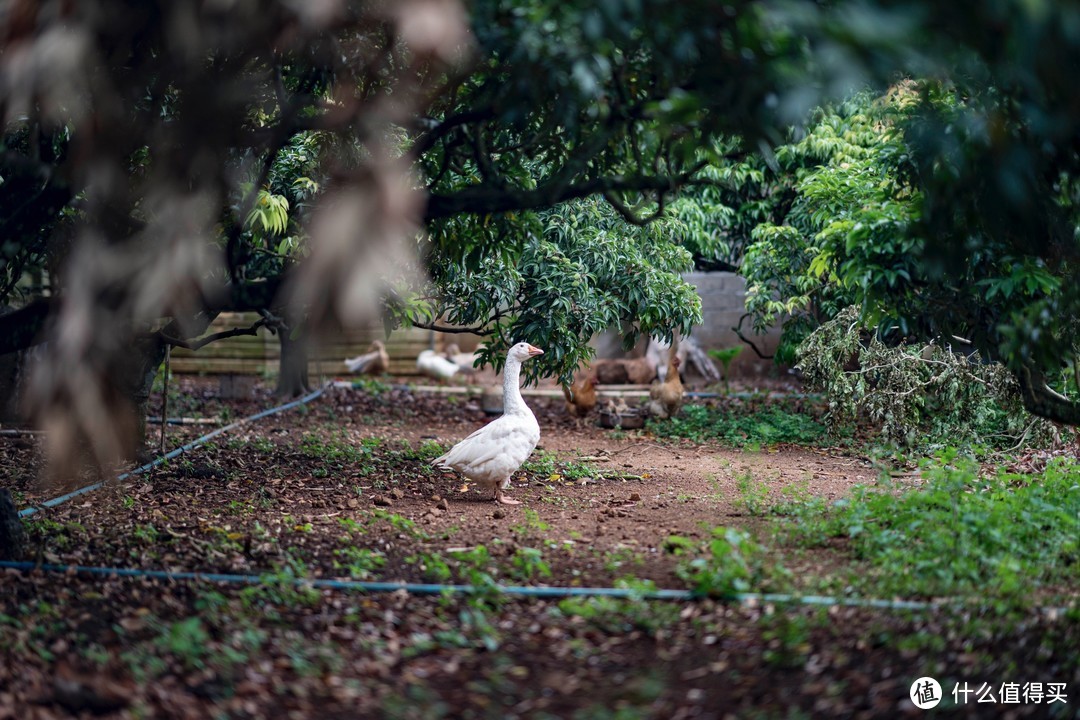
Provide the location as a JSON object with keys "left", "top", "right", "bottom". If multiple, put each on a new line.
{"left": 345, "top": 336, "right": 706, "bottom": 503}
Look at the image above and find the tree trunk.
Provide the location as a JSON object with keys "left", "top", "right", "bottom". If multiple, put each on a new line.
{"left": 1016, "top": 365, "right": 1080, "bottom": 426}
{"left": 112, "top": 335, "right": 167, "bottom": 459}
{"left": 0, "top": 488, "right": 26, "bottom": 560}
{"left": 0, "top": 350, "right": 22, "bottom": 424}
{"left": 276, "top": 327, "right": 311, "bottom": 398}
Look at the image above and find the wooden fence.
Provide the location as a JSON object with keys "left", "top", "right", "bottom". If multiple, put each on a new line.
{"left": 169, "top": 312, "right": 449, "bottom": 377}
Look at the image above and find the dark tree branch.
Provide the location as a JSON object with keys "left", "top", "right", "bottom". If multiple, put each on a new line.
{"left": 1016, "top": 365, "right": 1080, "bottom": 425}
{"left": 156, "top": 317, "right": 270, "bottom": 351}
{"left": 733, "top": 313, "right": 774, "bottom": 360}
{"left": 470, "top": 122, "right": 499, "bottom": 186}
{"left": 425, "top": 166, "right": 706, "bottom": 220}
{"left": 409, "top": 319, "right": 494, "bottom": 335}
{"left": 602, "top": 188, "right": 668, "bottom": 226}
{"left": 0, "top": 276, "right": 285, "bottom": 357}
{"left": 413, "top": 107, "right": 496, "bottom": 157}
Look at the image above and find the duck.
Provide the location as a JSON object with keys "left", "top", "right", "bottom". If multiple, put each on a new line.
{"left": 433, "top": 342, "right": 544, "bottom": 504}
{"left": 444, "top": 342, "right": 481, "bottom": 374}
{"left": 417, "top": 348, "right": 460, "bottom": 380}
{"left": 344, "top": 340, "right": 390, "bottom": 375}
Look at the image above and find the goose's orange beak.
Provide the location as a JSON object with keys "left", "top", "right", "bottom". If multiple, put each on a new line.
{"left": 527, "top": 345, "right": 544, "bottom": 357}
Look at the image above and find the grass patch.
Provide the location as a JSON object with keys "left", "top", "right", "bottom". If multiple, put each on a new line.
{"left": 522, "top": 451, "right": 601, "bottom": 480}
{"left": 648, "top": 404, "right": 832, "bottom": 447}
{"left": 779, "top": 450, "right": 1080, "bottom": 602}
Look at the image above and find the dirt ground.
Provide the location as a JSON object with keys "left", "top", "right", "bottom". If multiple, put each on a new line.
{"left": 1, "top": 378, "right": 1076, "bottom": 719}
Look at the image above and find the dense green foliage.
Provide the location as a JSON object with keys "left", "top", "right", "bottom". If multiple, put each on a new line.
{"left": 779, "top": 452, "right": 1080, "bottom": 602}
{"left": 6, "top": 0, "right": 1080, "bottom": 449}
{"left": 735, "top": 83, "right": 1078, "bottom": 441}
{"left": 422, "top": 196, "right": 702, "bottom": 381}
{"left": 740, "top": 89, "right": 918, "bottom": 364}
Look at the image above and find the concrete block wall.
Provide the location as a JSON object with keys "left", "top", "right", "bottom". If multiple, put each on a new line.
{"left": 682, "top": 271, "right": 782, "bottom": 378}
{"left": 593, "top": 271, "right": 783, "bottom": 379}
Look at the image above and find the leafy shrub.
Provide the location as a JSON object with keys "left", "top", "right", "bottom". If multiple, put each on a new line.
{"left": 797, "top": 306, "right": 1056, "bottom": 450}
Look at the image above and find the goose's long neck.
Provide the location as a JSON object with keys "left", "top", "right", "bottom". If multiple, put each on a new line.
{"left": 502, "top": 356, "right": 529, "bottom": 415}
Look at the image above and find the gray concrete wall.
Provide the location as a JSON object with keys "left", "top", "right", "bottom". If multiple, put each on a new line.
{"left": 682, "top": 271, "right": 782, "bottom": 378}
{"left": 593, "top": 271, "right": 783, "bottom": 379}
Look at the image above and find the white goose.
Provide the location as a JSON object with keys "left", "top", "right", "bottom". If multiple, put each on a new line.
{"left": 433, "top": 342, "right": 544, "bottom": 504}
{"left": 416, "top": 348, "right": 461, "bottom": 380}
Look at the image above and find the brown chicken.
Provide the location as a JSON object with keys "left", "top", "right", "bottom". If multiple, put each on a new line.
{"left": 592, "top": 357, "right": 657, "bottom": 385}
{"left": 624, "top": 357, "right": 658, "bottom": 384}
{"left": 562, "top": 372, "right": 599, "bottom": 419}
{"left": 647, "top": 353, "right": 683, "bottom": 419}
{"left": 344, "top": 340, "right": 389, "bottom": 375}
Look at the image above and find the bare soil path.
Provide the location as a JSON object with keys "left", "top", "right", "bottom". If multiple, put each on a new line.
{"left": 1, "top": 380, "right": 1075, "bottom": 719}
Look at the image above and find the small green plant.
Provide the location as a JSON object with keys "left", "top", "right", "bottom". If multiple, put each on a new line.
{"left": 661, "top": 535, "right": 696, "bottom": 556}
{"left": 523, "top": 451, "right": 599, "bottom": 481}
{"left": 251, "top": 436, "right": 275, "bottom": 454}
{"left": 332, "top": 546, "right": 386, "bottom": 579}
{"left": 131, "top": 524, "right": 159, "bottom": 544}
{"left": 778, "top": 450, "right": 1080, "bottom": 602}
{"left": 337, "top": 516, "right": 368, "bottom": 536}
{"left": 510, "top": 508, "right": 550, "bottom": 536}
{"left": 509, "top": 547, "right": 552, "bottom": 582}
{"left": 299, "top": 431, "right": 378, "bottom": 468}
{"left": 558, "top": 579, "right": 680, "bottom": 635}
{"left": 675, "top": 527, "right": 779, "bottom": 598}
{"left": 760, "top": 611, "right": 812, "bottom": 668}
{"left": 371, "top": 509, "right": 429, "bottom": 540}
{"left": 600, "top": 547, "right": 645, "bottom": 574}
{"left": 708, "top": 346, "right": 744, "bottom": 392}
{"left": 240, "top": 556, "right": 321, "bottom": 611}
{"left": 394, "top": 439, "right": 445, "bottom": 462}
{"left": 225, "top": 499, "right": 253, "bottom": 516}
{"left": 154, "top": 616, "right": 209, "bottom": 670}
{"left": 735, "top": 471, "right": 770, "bottom": 517}
{"left": 351, "top": 376, "right": 391, "bottom": 395}
{"left": 406, "top": 552, "right": 452, "bottom": 583}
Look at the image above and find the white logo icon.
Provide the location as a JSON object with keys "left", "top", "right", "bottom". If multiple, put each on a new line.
{"left": 911, "top": 677, "right": 943, "bottom": 709}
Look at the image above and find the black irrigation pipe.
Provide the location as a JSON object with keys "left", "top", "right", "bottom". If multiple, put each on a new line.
{"left": 17, "top": 384, "right": 328, "bottom": 519}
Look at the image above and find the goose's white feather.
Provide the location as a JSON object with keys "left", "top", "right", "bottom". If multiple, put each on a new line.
{"left": 432, "top": 342, "right": 543, "bottom": 503}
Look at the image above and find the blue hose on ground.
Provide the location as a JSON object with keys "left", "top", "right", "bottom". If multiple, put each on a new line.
{"left": 3, "top": 560, "right": 1069, "bottom": 613}
{"left": 17, "top": 384, "right": 328, "bottom": 519}
{"left": 0, "top": 560, "right": 691, "bottom": 600}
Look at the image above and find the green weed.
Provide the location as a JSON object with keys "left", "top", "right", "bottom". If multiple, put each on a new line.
{"left": 510, "top": 508, "right": 550, "bottom": 536}
{"left": 523, "top": 451, "right": 600, "bottom": 481}
{"left": 333, "top": 546, "right": 386, "bottom": 579}
{"left": 736, "top": 471, "right": 771, "bottom": 516}
{"left": 675, "top": 527, "right": 785, "bottom": 598}
{"left": 509, "top": 547, "right": 552, "bottom": 582}
{"left": 406, "top": 552, "right": 452, "bottom": 583}
{"left": 558, "top": 580, "right": 680, "bottom": 635}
